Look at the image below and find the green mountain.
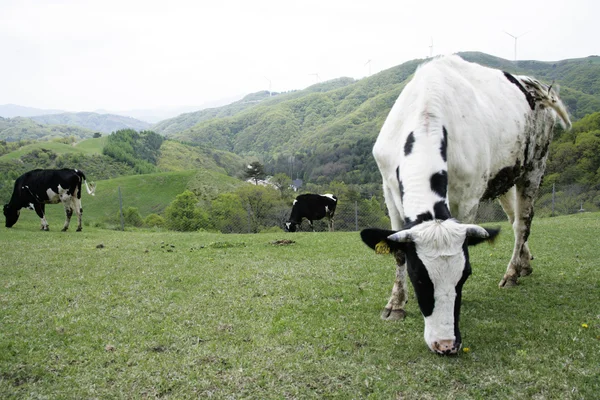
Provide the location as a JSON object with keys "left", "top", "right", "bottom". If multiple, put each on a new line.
{"left": 167, "top": 52, "right": 600, "bottom": 184}
{"left": 30, "top": 112, "right": 151, "bottom": 134}
{"left": 0, "top": 116, "right": 96, "bottom": 141}
{"left": 152, "top": 78, "right": 357, "bottom": 136}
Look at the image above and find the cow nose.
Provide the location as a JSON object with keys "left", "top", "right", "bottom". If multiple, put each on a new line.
{"left": 432, "top": 340, "right": 459, "bottom": 355}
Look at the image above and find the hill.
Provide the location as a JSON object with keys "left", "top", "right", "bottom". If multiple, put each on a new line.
{"left": 30, "top": 112, "right": 151, "bottom": 134}
{"left": 167, "top": 52, "right": 600, "bottom": 184}
{"left": 152, "top": 78, "right": 356, "bottom": 136}
{"left": 9, "top": 169, "right": 246, "bottom": 228}
{"left": 0, "top": 116, "right": 96, "bottom": 141}
{"left": 0, "top": 104, "right": 64, "bottom": 118}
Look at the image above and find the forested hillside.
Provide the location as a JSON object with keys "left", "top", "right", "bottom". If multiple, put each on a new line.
{"left": 31, "top": 112, "right": 151, "bottom": 134}
{"left": 0, "top": 116, "right": 95, "bottom": 141}
{"left": 166, "top": 52, "right": 600, "bottom": 185}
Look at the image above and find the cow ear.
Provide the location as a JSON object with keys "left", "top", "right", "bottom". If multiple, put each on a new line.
{"left": 466, "top": 225, "right": 501, "bottom": 246}
{"left": 361, "top": 228, "right": 407, "bottom": 254}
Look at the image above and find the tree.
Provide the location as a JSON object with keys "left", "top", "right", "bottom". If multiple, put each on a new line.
{"left": 210, "top": 192, "right": 247, "bottom": 233}
{"left": 120, "top": 206, "right": 143, "bottom": 227}
{"left": 164, "top": 190, "right": 210, "bottom": 231}
{"left": 93, "top": 132, "right": 102, "bottom": 138}
{"left": 144, "top": 213, "right": 165, "bottom": 228}
{"left": 244, "top": 161, "right": 266, "bottom": 185}
{"left": 270, "top": 173, "right": 292, "bottom": 197}
{"left": 236, "top": 185, "right": 283, "bottom": 233}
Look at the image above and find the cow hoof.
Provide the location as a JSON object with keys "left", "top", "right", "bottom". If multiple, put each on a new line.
{"left": 498, "top": 276, "right": 518, "bottom": 288}
{"left": 520, "top": 267, "right": 533, "bottom": 277}
{"left": 381, "top": 308, "right": 406, "bottom": 321}
{"left": 76, "top": 228, "right": 82, "bottom": 232}
{"left": 42, "top": 227, "right": 49, "bottom": 231}
{"left": 61, "top": 228, "right": 68, "bottom": 232}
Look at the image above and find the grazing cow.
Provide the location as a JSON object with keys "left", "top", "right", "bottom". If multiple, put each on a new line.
{"left": 284, "top": 193, "right": 337, "bottom": 232}
{"left": 361, "top": 55, "right": 570, "bottom": 355}
{"left": 4, "top": 168, "right": 96, "bottom": 231}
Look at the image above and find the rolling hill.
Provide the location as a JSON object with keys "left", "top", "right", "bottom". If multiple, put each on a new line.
{"left": 0, "top": 104, "right": 64, "bottom": 118}
{"left": 30, "top": 112, "right": 151, "bottom": 134}
{"left": 0, "top": 116, "right": 96, "bottom": 141}
{"left": 164, "top": 52, "right": 600, "bottom": 184}
{"left": 8, "top": 169, "right": 246, "bottom": 229}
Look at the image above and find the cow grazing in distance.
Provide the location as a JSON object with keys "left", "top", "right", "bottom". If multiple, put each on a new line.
{"left": 284, "top": 193, "right": 337, "bottom": 232}
{"left": 361, "top": 55, "right": 570, "bottom": 355}
{"left": 4, "top": 169, "right": 96, "bottom": 231}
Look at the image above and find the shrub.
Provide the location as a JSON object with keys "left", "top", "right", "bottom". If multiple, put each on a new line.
{"left": 144, "top": 213, "right": 165, "bottom": 228}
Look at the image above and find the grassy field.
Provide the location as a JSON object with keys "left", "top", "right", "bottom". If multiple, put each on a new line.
{"left": 9, "top": 169, "right": 244, "bottom": 227}
{"left": 0, "top": 142, "right": 90, "bottom": 161}
{"left": 73, "top": 136, "right": 107, "bottom": 155}
{"left": 1, "top": 213, "right": 599, "bottom": 398}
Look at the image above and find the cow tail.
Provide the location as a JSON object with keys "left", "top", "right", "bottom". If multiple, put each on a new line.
{"left": 519, "top": 76, "right": 572, "bottom": 129}
{"left": 75, "top": 169, "right": 96, "bottom": 196}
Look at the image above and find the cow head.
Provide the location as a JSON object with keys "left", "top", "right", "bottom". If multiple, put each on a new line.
{"left": 3, "top": 204, "right": 20, "bottom": 228}
{"left": 284, "top": 221, "right": 297, "bottom": 232}
{"left": 361, "top": 219, "right": 500, "bottom": 355}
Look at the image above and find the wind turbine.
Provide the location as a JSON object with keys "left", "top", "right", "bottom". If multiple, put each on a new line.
{"left": 309, "top": 73, "right": 320, "bottom": 83}
{"left": 504, "top": 30, "right": 530, "bottom": 62}
{"left": 364, "top": 59, "right": 372, "bottom": 76}
{"left": 264, "top": 76, "right": 272, "bottom": 96}
{"left": 429, "top": 37, "right": 433, "bottom": 58}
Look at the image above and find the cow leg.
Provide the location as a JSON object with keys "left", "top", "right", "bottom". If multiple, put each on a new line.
{"left": 62, "top": 201, "right": 73, "bottom": 232}
{"left": 381, "top": 182, "right": 408, "bottom": 320}
{"left": 73, "top": 197, "right": 83, "bottom": 232}
{"left": 34, "top": 203, "right": 49, "bottom": 231}
{"left": 381, "top": 252, "right": 408, "bottom": 320}
{"left": 308, "top": 220, "right": 315, "bottom": 232}
{"left": 499, "top": 182, "right": 537, "bottom": 287}
{"left": 499, "top": 187, "right": 533, "bottom": 264}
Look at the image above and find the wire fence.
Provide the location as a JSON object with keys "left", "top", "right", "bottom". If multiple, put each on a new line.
{"left": 110, "top": 184, "right": 598, "bottom": 233}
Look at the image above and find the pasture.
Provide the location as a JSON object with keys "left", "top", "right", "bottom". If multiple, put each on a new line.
{"left": 1, "top": 213, "right": 599, "bottom": 398}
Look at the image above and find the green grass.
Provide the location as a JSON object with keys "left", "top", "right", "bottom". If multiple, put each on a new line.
{"left": 0, "top": 142, "right": 89, "bottom": 161}
{"left": 1, "top": 213, "right": 599, "bottom": 398}
{"left": 73, "top": 136, "right": 107, "bottom": 155}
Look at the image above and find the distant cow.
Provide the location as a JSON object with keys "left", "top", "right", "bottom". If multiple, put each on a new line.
{"left": 284, "top": 193, "right": 337, "bottom": 232}
{"left": 361, "top": 55, "right": 570, "bottom": 355}
{"left": 4, "top": 169, "right": 96, "bottom": 231}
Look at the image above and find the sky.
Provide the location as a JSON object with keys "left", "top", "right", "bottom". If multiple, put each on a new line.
{"left": 0, "top": 0, "right": 598, "bottom": 113}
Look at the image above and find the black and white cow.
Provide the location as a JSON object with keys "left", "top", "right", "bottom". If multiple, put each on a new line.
{"left": 361, "top": 55, "right": 570, "bottom": 355}
{"left": 284, "top": 193, "right": 337, "bottom": 232}
{"left": 4, "top": 168, "right": 96, "bottom": 231}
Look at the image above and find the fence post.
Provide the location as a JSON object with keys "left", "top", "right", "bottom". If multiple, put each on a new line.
{"left": 355, "top": 201, "right": 359, "bottom": 231}
{"left": 551, "top": 183, "right": 555, "bottom": 217}
{"left": 118, "top": 186, "right": 124, "bottom": 231}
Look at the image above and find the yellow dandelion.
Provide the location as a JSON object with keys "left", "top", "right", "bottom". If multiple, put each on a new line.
{"left": 581, "top": 323, "right": 589, "bottom": 329}
{"left": 463, "top": 347, "right": 470, "bottom": 353}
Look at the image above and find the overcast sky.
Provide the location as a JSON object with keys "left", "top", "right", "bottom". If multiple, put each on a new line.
{"left": 0, "top": 0, "right": 597, "bottom": 112}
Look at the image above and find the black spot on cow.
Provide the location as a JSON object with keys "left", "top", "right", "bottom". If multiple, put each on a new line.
{"left": 503, "top": 72, "right": 535, "bottom": 110}
{"left": 433, "top": 200, "right": 451, "bottom": 220}
{"left": 430, "top": 170, "right": 448, "bottom": 198}
{"left": 481, "top": 164, "right": 522, "bottom": 200}
{"left": 404, "top": 132, "right": 415, "bottom": 156}
{"left": 440, "top": 127, "right": 448, "bottom": 162}
{"left": 396, "top": 166, "right": 404, "bottom": 202}
{"left": 404, "top": 243, "right": 435, "bottom": 317}
{"left": 405, "top": 211, "right": 433, "bottom": 226}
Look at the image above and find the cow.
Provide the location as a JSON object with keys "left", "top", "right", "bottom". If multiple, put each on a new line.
{"left": 4, "top": 168, "right": 96, "bottom": 232}
{"left": 284, "top": 193, "right": 337, "bottom": 232}
{"left": 360, "top": 55, "right": 570, "bottom": 355}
